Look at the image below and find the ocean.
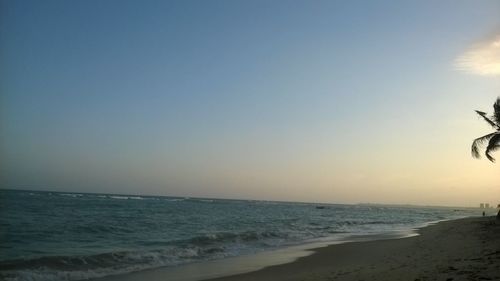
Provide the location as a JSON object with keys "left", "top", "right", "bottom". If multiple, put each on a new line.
{"left": 0, "top": 189, "right": 476, "bottom": 281}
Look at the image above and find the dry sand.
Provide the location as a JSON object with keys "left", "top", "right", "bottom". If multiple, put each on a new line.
{"left": 206, "top": 216, "right": 500, "bottom": 281}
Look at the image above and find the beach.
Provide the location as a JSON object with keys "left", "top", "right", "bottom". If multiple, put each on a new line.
{"left": 206, "top": 216, "right": 500, "bottom": 281}
{"left": 95, "top": 216, "right": 500, "bottom": 281}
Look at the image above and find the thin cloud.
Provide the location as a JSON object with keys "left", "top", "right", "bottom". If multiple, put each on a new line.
{"left": 455, "top": 34, "right": 500, "bottom": 76}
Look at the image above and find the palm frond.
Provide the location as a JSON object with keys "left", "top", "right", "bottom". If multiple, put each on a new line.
{"left": 475, "top": 110, "right": 499, "bottom": 129}
{"left": 471, "top": 132, "right": 497, "bottom": 159}
{"left": 493, "top": 97, "right": 500, "bottom": 127}
{"left": 485, "top": 133, "right": 500, "bottom": 162}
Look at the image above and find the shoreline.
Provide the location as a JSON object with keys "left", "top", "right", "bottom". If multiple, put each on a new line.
{"left": 94, "top": 229, "right": 417, "bottom": 281}
{"left": 95, "top": 216, "right": 500, "bottom": 281}
{"left": 206, "top": 216, "right": 500, "bottom": 281}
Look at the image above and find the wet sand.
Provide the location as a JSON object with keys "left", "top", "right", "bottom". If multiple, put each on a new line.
{"left": 206, "top": 216, "right": 500, "bottom": 281}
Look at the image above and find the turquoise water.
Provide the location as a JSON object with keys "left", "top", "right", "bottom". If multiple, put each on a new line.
{"left": 0, "top": 189, "right": 475, "bottom": 281}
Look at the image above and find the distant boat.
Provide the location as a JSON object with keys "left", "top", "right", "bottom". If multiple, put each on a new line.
{"left": 316, "top": 206, "right": 326, "bottom": 209}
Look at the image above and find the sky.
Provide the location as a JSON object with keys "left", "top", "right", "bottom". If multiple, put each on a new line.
{"left": 1, "top": 0, "right": 499, "bottom": 207}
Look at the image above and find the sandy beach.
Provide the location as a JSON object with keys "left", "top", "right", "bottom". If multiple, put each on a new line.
{"left": 206, "top": 216, "right": 500, "bottom": 281}
{"left": 95, "top": 216, "right": 500, "bottom": 281}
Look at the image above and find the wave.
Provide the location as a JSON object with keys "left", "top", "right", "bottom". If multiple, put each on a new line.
{"left": 109, "top": 196, "right": 144, "bottom": 200}
{"left": 59, "top": 194, "right": 83, "bottom": 198}
{"left": 0, "top": 230, "right": 287, "bottom": 281}
{"left": 184, "top": 198, "right": 215, "bottom": 203}
{"left": 0, "top": 246, "right": 219, "bottom": 281}
{"left": 71, "top": 224, "right": 133, "bottom": 234}
{"left": 163, "top": 198, "right": 184, "bottom": 202}
{"left": 185, "top": 230, "right": 284, "bottom": 246}
{"left": 196, "top": 199, "right": 214, "bottom": 203}
{"left": 335, "top": 220, "right": 406, "bottom": 226}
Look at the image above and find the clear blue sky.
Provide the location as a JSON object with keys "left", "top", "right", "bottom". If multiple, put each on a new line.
{"left": 1, "top": 0, "right": 499, "bottom": 206}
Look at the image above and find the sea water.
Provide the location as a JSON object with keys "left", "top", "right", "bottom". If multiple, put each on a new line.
{"left": 0, "top": 189, "right": 476, "bottom": 281}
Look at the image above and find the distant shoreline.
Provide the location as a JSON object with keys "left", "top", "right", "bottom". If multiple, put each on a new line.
{"left": 0, "top": 188, "right": 480, "bottom": 210}
{"left": 94, "top": 216, "right": 500, "bottom": 281}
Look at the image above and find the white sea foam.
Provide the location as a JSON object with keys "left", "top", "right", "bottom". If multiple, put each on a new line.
{"left": 164, "top": 198, "right": 184, "bottom": 202}
{"left": 60, "top": 193, "right": 83, "bottom": 198}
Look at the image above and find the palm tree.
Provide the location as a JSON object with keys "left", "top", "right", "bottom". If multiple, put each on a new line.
{"left": 471, "top": 97, "right": 500, "bottom": 162}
